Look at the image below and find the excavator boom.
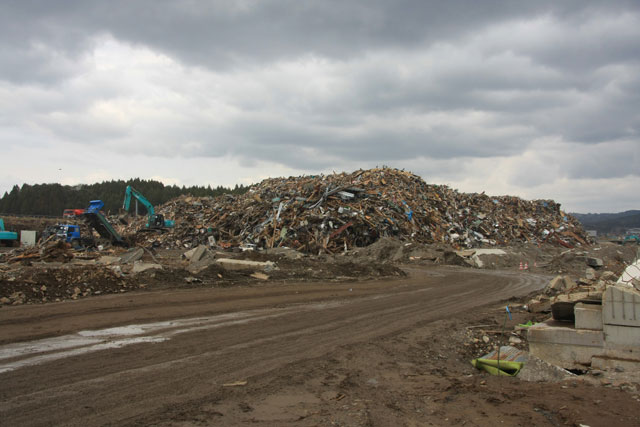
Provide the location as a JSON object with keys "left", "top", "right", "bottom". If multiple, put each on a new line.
{"left": 123, "top": 186, "right": 156, "bottom": 216}
{"left": 122, "top": 186, "right": 174, "bottom": 230}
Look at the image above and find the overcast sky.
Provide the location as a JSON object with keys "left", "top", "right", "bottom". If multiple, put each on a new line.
{"left": 1, "top": 1, "right": 639, "bottom": 213}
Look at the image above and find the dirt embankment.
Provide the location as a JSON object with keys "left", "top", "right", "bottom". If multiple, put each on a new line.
{"left": 1, "top": 236, "right": 637, "bottom": 307}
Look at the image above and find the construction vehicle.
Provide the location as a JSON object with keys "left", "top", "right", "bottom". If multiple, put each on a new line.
{"left": 0, "top": 218, "right": 18, "bottom": 245}
{"left": 624, "top": 234, "right": 640, "bottom": 244}
{"left": 62, "top": 209, "right": 86, "bottom": 218}
{"left": 81, "top": 200, "right": 127, "bottom": 246}
{"left": 41, "top": 224, "right": 88, "bottom": 248}
{"left": 122, "top": 185, "right": 175, "bottom": 231}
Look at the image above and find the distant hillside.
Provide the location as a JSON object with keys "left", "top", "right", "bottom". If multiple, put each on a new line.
{"left": 571, "top": 210, "right": 640, "bottom": 235}
{"left": 0, "top": 179, "right": 248, "bottom": 217}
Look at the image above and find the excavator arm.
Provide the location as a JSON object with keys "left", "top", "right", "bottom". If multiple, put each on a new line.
{"left": 123, "top": 186, "right": 156, "bottom": 216}
{"left": 122, "top": 186, "right": 174, "bottom": 230}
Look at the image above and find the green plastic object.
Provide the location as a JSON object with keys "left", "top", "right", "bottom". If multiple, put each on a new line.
{"left": 471, "top": 359, "right": 524, "bottom": 377}
{"left": 471, "top": 346, "right": 527, "bottom": 377}
{"left": 517, "top": 320, "right": 535, "bottom": 329}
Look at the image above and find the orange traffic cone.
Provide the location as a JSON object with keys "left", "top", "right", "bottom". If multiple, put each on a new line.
{"left": 524, "top": 262, "right": 529, "bottom": 270}
{"left": 519, "top": 262, "right": 523, "bottom": 270}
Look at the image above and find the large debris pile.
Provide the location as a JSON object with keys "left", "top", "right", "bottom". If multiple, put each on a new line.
{"left": 126, "top": 168, "right": 590, "bottom": 253}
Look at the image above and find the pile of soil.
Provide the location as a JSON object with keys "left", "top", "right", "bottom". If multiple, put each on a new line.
{"left": 0, "top": 264, "right": 127, "bottom": 305}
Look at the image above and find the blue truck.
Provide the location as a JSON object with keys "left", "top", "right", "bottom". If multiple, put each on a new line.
{"left": 41, "top": 224, "right": 83, "bottom": 247}
{"left": 82, "top": 200, "right": 128, "bottom": 246}
{"left": 40, "top": 200, "right": 127, "bottom": 248}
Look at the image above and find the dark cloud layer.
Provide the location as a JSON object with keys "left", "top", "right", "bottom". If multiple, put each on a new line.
{"left": 1, "top": 1, "right": 639, "bottom": 212}
{"left": 3, "top": 1, "right": 638, "bottom": 76}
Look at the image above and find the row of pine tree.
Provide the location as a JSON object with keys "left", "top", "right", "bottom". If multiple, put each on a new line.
{"left": 0, "top": 179, "right": 248, "bottom": 216}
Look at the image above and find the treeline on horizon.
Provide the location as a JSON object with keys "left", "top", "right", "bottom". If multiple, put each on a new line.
{"left": 0, "top": 179, "right": 249, "bottom": 216}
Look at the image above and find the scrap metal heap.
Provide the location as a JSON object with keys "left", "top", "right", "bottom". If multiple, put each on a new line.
{"left": 126, "top": 168, "right": 590, "bottom": 253}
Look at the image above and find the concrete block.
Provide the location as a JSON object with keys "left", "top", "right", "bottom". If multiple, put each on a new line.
{"left": 186, "top": 257, "right": 216, "bottom": 274}
{"left": 544, "top": 275, "right": 575, "bottom": 295}
{"left": 188, "top": 245, "right": 208, "bottom": 263}
{"left": 603, "top": 285, "right": 640, "bottom": 327}
{"left": 473, "top": 249, "right": 507, "bottom": 256}
{"left": 586, "top": 257, "right": 603, "bottom": 268}
{"left": 20, "top": 230, "right": 37, "bottom": 247}
{"left": 528, "top": 320, "right": 604, "bottom": 369}
{"left": 517, "top": 354, "right": 574, "bottom": 383}
{"left": 529, "top": 320, "right": 604, "bottom": 347}
{"left": 574, "top": 303, "right": 603, "bottom": 330}
{"left": 132, "top": 261, "right": 163, "bottom": 274}
{"left": 591, "top": 356, "right": 640, "bottom": 372}
{"left": 527, "top": 298, "right": 551, "bottom": 313}
{"left": 120, "top": 247, "right": 144, "bottom": 264}
{"left": 528, "top": 341, "right": 602, "bottom": 370}
{"left": 603, "top": 323, "right": 640, "bottom": 360}
{"left": 215, "top": 258, "right": 276, "bottom": 272}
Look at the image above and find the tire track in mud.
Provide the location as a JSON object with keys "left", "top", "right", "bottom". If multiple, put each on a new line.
{"left": 0, "top": 267, "right": 549, "bottom": 427}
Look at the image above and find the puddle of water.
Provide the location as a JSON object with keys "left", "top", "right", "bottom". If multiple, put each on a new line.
{"left": 0, "top": 336, "right": 167, "bottom": 374}
{"left": 0, "top": 336, "right": 103, "bottom": 361}
{"left": 0, "top": 294, "right": 400, "bottom": 374}
{"left": 0, "top": 308, "right": 295, "bottom": 373}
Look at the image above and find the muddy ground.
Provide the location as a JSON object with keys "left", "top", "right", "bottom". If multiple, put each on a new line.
{"left": 0, "top": 236, "right": 639, "bottom": 426}
{"left": 1, "top": 267, "right": 639, "bottom": 426}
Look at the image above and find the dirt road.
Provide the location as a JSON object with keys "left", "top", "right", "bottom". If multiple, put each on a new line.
{"left": 1, "top": 267, "right": 638, "bottom": 426}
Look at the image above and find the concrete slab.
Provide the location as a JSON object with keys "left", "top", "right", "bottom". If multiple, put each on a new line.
{"left": 603, "top": 323, "right": 640, "bottom": 360}
{"left": 574, "top": 303, "right": 603, "bottom": 330}
{"left": 528, "top": 320, "right": 604, "bottom": 369}
{"left": 617, "top": 259, "right": 640, "bottom": 289}
{"left": 474, "top": 249, "right": 507, "bottom": 256}
{"left": 215, "top": 258, "right": 276, "bottom": 272}
{"left": 189, "top": 245, "right": 208, "bottom": 263}
{"left": 527, "top": 296, "right": 551, "bottom": 313}
{"left": 544, "top": 275, "right": 575, "bottom": 295}
{"left": 517, "top": 354, "right": 575, "bottom": 383}
{"left": 120, "top": 247, "right": 144, "bottom": 264}
{"left": 186, "top": 258, "right": 216, "bottom": 274}
{"left": 132, "top": 262, "right": 163, "bottom": 274}
{"left": 603, "top": 285, "right": 640, "bottom": 327}
{"left": 591, "top": 355, "right": 640, "bottom": 372}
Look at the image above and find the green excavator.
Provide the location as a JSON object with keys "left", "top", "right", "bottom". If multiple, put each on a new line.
{"left": 122, "top": 186, "right": 175, "bottom": 231}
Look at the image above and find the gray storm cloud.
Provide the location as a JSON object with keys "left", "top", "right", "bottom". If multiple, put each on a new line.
{"left": 0, "top": 0, "right": 638, "bottom": 212}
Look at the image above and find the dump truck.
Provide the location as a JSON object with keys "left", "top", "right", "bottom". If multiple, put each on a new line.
{"left": 81, "top": 200, "right": 128, "bottom": 246}
{"left": 41, "top": 224, "right": 88, "bottom": 248}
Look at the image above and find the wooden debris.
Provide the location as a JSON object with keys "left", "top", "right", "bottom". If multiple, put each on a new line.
{"left": 123, "top": 168, "right": 591, "bottom": 253}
